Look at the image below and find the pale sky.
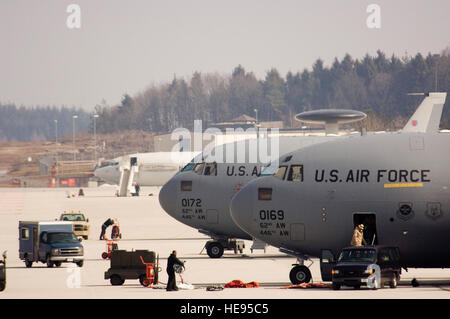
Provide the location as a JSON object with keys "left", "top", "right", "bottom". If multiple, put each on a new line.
{"left": 0, "top": 0, "right": 449, "bottom": 109}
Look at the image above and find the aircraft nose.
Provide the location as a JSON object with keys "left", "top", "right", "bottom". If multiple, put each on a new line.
{"left": 94, "top": 167, "right": 106, "bottom": 181}
{"left": 230, "top": 184, "right": 254, "bottom": 233}
{"left": 159, "top": 177, "right": 177, "bottom": 218}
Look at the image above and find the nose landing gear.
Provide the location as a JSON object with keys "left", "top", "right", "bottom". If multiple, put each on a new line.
{"left": 280, "top": 248, "right": 313, "bottom": 284}
{"left": 289, "top": 265, "right": 312, "bottom": 284}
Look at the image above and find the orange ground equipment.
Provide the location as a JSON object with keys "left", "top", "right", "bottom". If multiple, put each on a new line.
{"left": 139, "top": 255, "right": 159, "bottom": 287}
{"left": 224, "top": 280, "right": 260, "bottom": 288}
{"left": 101, "top": 240, "right": 118, "bottom": 260}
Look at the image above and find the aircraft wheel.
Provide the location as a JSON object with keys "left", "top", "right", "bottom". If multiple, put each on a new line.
{"left": 289, "top": 265, "right": 311, "bottom": 284}
{"left": 206, "top": 242, "right": 224, "bottom": 258}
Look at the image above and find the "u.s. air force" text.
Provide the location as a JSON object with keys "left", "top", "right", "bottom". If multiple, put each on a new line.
{"left": 314, "top": 169, "right": 431, "bottom": 183}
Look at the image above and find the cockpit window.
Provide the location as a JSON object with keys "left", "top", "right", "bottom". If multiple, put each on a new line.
{"left": 286, "top": 165, "right": 303, "bottom": 182}
{"left": 274, "top": 166, "right": 288, "bottom": 180}
{"left": 260, "top": 163, "right": 277, "bottom": 176}
{"left": 204, "top": 162, "right": 217, "bottom": 176}
{"left": 97, "top": 160, "right": 118, "bottom": 169}
{"left": 181, "top": 163, "right": 196, "bottom": 172}
{"left": 283, "top": 155, "right": 293, "bottom": 163}
{"left": 193, "top": 163, "right": 205, "bottom": 175}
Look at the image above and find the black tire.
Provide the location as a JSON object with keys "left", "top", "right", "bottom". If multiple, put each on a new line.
{"left": 332, "top": 282, "right": 341, "bottom": 290}
{"left": 110, "top": 275, "right": 124, "bottom": 286}
{"left": 46, "top": 255, "right": 54, "bottom": 268}
{"left": 289, "top": 265, "right": 312, "bottom": 285}
{"left": 76, "top": 260, "right": 84, "bottom": 267}
{"left": 25, "top": 259, "right": 33, "bottom": 268}
{"left": 389, "top": 274, "right": 398, "bottom": 288}
{"left": 139, "top": 274, "right": 147, "bottom": 286}
{"left": 0, "top": 281, "right": 5, "bottom": 292}
{"left": 54, "top": 261, "right": 62, "bottom": 267}
{"left": 206, "top": 242, "right": 224, "bottom": 258}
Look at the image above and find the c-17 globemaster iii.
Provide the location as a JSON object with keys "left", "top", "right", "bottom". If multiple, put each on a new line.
{"left": 159, "top": 93, "right": 442, "bottom": 260}
{"left": 230, "top": 92, "right": 449, "bottom": 285}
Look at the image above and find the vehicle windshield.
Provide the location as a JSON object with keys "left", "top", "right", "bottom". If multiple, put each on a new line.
{"left": 47, "top": 232, "right": 79, "bottom": 244}
{"left": 61, "top": 214, "right": 85, "bottom": 221}
{"left": 338, "top": 249, "right": 376, "bottom": 263}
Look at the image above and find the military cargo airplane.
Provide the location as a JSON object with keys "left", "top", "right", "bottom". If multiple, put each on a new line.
{"left": 158, "top": 109, "right": 373, "bottom": 257}
{"left": 230, "top": 92, "right": 448, "bottom": 285}
{"left": 159, "top": 134, "right": 347, "bottom": 257}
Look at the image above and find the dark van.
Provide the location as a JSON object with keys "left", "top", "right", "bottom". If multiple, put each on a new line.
{"left": 331, "top": 246, "right": 401, "bottom": 290}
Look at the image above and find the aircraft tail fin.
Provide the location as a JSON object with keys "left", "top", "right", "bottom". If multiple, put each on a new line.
{"left": 402, "top": 92, "right": 447, "bottom": 133}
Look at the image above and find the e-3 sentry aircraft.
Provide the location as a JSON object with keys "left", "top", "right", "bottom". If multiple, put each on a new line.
{"left": 230, "top": 92, "right": 448, "bottom": 285}
{"left": 94, "top": 152, "right": 200, "bottom": 195}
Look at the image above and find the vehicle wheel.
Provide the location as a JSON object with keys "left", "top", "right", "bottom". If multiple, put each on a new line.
{"left": 83, "top": 236, "right": 88, "bottom": 240}
{"left": 206, "top": 242, "right": 224, "bottom": 258}
{"left": 76, "top": 261, "right": 84, "bottom": 267}
{"left": 46, "top": 255, "right": 54, "bottom": 268}
{"left": 25, "top": 259, "right": 33, "bottom": 268}
{"left": 0, "top": 281, "right": 5, "bottom": 292}
{"left": 110, "top": 275, "right": 124, "bottom": 286}
{"left": 139, "top": 274, "right": 147, "bottom": 286}
{"left": 389, "top": 274, "right": 398, "bottom": 288}
{"left": 141, "top": 278, "right": 150, "bottom": 287}
{"left": 54, "top": 261, "right": 62, "bottom": 267}
{"left": 332, "top": 282, "right": 341, "bottom": 290}
{"left": 289, "top": 265, "right": 311, "bottom": 285}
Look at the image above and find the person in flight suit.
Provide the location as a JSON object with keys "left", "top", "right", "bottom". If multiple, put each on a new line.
{"left": 166, "top": 250, "right": 185, "bottom": 291}
{"left": 351, "top": 224, "right": 367, "bottom": 246}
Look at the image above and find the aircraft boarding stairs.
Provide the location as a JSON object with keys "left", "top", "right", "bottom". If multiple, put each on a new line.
{"left": 118, "top": 156, "right": 138, "bottom": 197}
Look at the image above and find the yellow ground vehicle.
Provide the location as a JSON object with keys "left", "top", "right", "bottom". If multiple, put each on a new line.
{"left": 59, "top": 211, "right": 90, "bottom": 240}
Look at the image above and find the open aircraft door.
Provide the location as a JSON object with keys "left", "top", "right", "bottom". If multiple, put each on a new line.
{"left": 320, "top": 249, "right": 336, "bottom": 282}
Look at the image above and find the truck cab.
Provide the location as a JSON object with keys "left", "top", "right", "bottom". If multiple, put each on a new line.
{"left": 59, "top": 211, "right": 90, "bottom": 240}
{"left": 19, "top": 221, "right": 84, "bottom": 268}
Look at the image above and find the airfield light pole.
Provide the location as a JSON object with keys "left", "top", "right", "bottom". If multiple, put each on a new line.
{"left": 254, "top": 108, "right": 259, "bottom": 138}
{"left": 54, "top": 119, "right": 58, "bottom": 163}
{"left": 93, "top": 114, "right": 99, "bottom": 163}
{"left": 72, "top": 115, "right": 78, "bottom": 161}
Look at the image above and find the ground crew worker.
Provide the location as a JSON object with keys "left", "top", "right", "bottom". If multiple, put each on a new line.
{"left": 99, "top": 218, "right": 114, "bottom": 240}
{"left": 351, "top": 224, "right": 367, "bottom": 246}
{"left": 166, "top": 250, "right": 184, "bottom": 291}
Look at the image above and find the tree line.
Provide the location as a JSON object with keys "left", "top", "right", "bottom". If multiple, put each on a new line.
{"left": 1, "top": 49, "right": 450, "bottom": 142}
{"left": 0, "top": 105, "right": 91, "bottom": 142}
{"left": 95, "top": 49, "right": 450, "bottom": 133}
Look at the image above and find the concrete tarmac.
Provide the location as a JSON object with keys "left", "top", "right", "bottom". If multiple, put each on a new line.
{"left": 1, "top": 186, "right": 450, "bottom": 299}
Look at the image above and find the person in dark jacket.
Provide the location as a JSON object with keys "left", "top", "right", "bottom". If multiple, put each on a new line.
{"left": 99, "top": 218, "right": 114, "bottom": 240}
{"left": 166, "top": 250, "right": 184, "bottom": 291}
